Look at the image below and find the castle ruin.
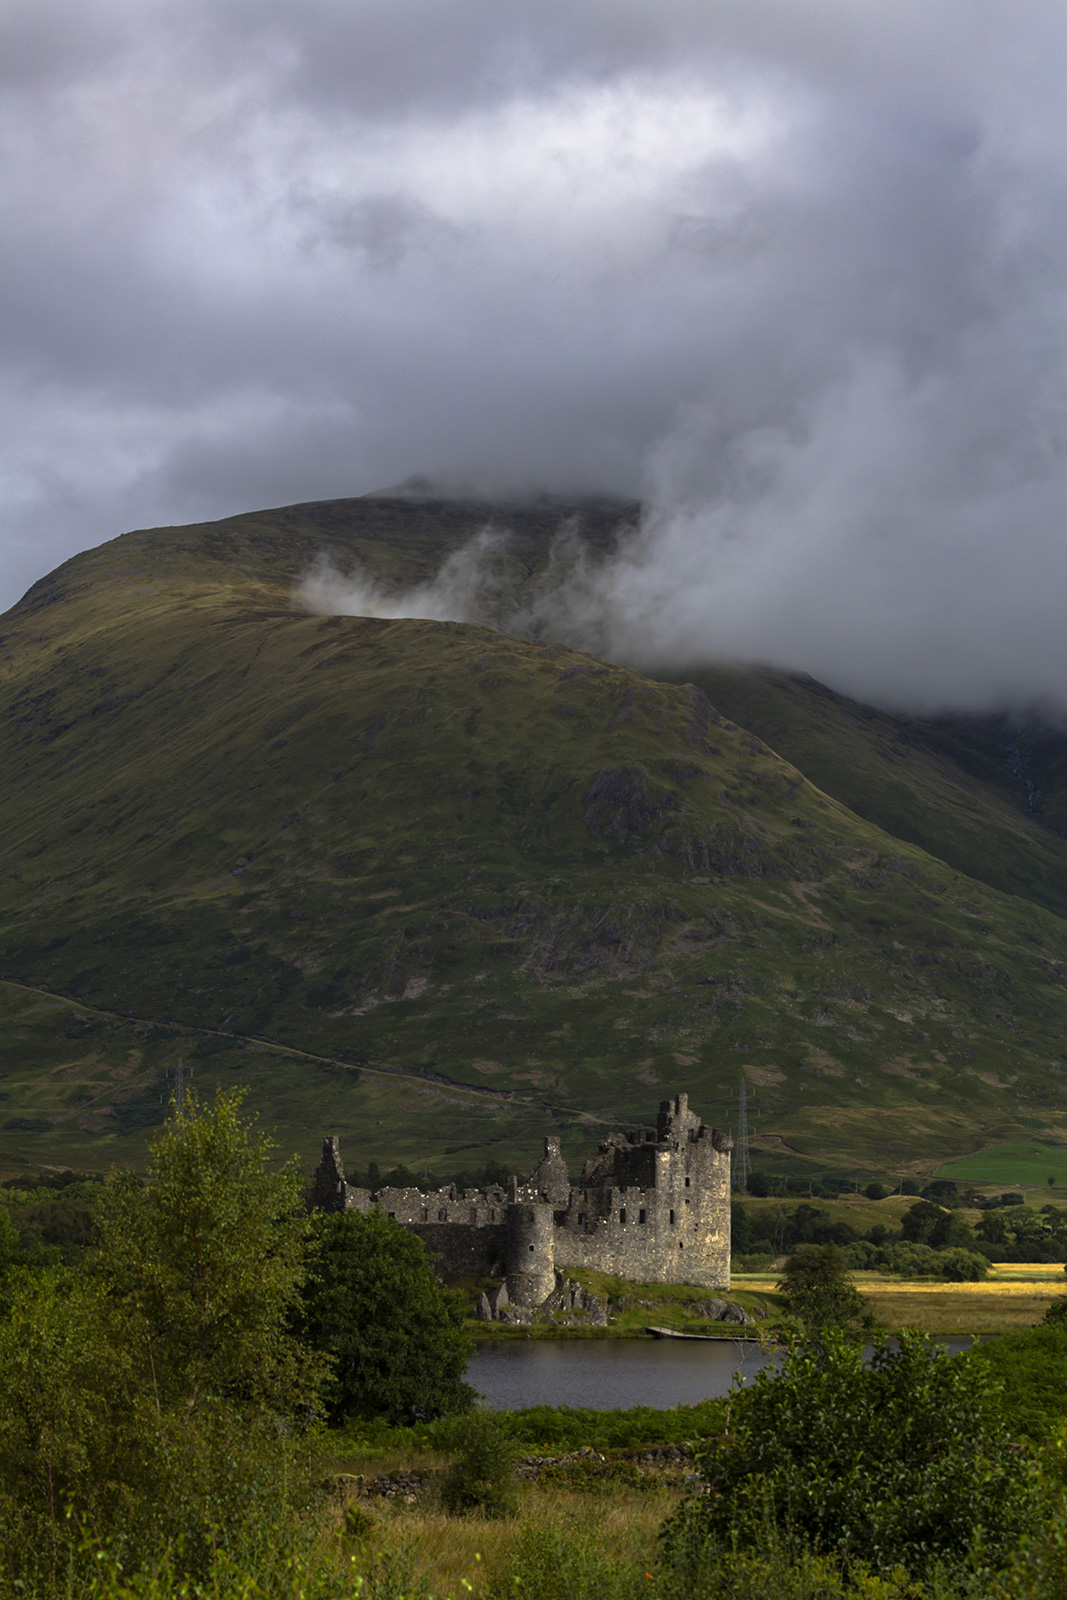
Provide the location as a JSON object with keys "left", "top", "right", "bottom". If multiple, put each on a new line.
{"left": 311, "top": 1094, "right": 732, "bottom": 1308}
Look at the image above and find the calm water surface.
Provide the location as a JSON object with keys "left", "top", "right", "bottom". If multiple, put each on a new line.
{"left": 467, "top": 1337, "right": 974, "bottom": 1411}
{"left": 468, "top": 1339, "right": 771, "bottom": 1410}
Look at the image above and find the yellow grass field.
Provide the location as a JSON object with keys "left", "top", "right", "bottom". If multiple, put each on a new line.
{"left": 732, "top": 1264, "right": 1067, "bottom": 1334}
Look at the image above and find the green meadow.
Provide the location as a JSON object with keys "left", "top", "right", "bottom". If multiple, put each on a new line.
{"left": 936, "top": 1142, "right": 1067, "bottom": 1187}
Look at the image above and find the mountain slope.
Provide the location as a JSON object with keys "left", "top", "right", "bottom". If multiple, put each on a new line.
{"left": 3, "top": 497, "right": 1067, "bottom": 1179}
{"left": 665, "top": 664, "right": 1067, "bottom": 922}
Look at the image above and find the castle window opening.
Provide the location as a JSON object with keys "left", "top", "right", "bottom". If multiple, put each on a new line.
{"left": 669, "top": 1208, "right": 675, "bottom": 1224}
{"left": 578, "top": 1213, "right": 586, "bottom": 1224}
{"left": 685, "top": 1177, "right": 691, "bottom": 1188}
{"left": 490, "top": 1209, "right": 496, "bottom": 1221}
{"left": 619, "top": 1207, "right": 627, "bottom": 1224}
{"left": 422, "top": 1208, "right": 428, "bottom": 1221}
{"left": 438, "top": 1209, "right": 448, "bottom": 1221}
{"left": 639, "top": 1208, "right": 647, "bottom": 1224}
{"left": 388, "top": 1212, "right": 395, "bottom": 1218}
{"left": 529, "top": 1243, "right": 535, "bottom": 1252}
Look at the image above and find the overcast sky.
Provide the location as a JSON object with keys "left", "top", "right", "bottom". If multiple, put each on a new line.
{"left": 4, "top": 1, "right": 1067, "bottom": 711}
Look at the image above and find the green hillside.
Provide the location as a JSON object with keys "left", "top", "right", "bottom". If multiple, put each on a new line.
{"left": 3, "top": 496, "right": 1067, "bottom": 1181}
{"left": 666, "top": 664, "right": 1067, "bottom": 923}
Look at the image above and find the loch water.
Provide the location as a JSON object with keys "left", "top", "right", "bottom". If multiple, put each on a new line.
{"left": 467, "top": 1336, "right": 976, "bottom": 1411}
{"left": 468, "top": 1338, "right": 772, "bottom": 1411}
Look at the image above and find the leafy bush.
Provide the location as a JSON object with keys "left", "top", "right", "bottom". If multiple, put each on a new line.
{"left": 968, "top": 1320, "right": 1067, "bottom": 1440}
{"left": 665, "top": 1329, "right": 1044, "bottom": 1580}
{"left": 438, "top": 1409, "right": 517, "bottom": 1518}
{"left": 875, "top": 1242, "right": 988, "bottom": 1280}
{"left": 735, "top": 1251, "right": 778, "bottom": 1271}
{"left": 935, "top": 1248, "right": 989, "bottom": 1282}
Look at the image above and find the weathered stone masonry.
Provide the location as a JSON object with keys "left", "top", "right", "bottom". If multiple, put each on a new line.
{"left": 312, "top": 1094, "right": 732, "bottom": 1307}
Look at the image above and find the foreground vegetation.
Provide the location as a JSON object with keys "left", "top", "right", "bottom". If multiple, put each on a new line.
{"left": 8, "top": 1097, "right": 1067, "bottom": 1597}
{"left": 63, "top": 1331, "right": 1067, "bottom": 1600}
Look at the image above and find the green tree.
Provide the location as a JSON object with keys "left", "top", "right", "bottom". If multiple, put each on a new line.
{"left": 0, "top": 1090, "right": 326, "bottom": 1588}
{"left": 929, "top": 1209, "right": 977, "bottom": 1250}
{"left": 299, "top": 1207, "right": 475, "bottom": 1424}
{"left": 439, "top": 1410, "right": 517, "bottom": 1518}
{"left": 978, "top": 1209, "right": 1010, "bottom": 1246}
{"left": 97, "top": 1088, "right": 322, "bottom": 1423}
{"left": 971, "top": 1317, "right": 1067, "bottom": 1438}
{"left": 936, "top": 1247, "right": 988, "bottom": 1282}
{"left": 665, "top": 1329, "right": 1044, "bottom": 1581}
{"left": 900, "top": 1199, "right": 944, "bottom": 1244}
{"left": 776, "top": 1245, "right": 873, "bottom": 1331}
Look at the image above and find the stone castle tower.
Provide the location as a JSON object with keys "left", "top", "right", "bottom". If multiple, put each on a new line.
{"left": 312, "top": 1094, "right": 731, "bottom": 1305}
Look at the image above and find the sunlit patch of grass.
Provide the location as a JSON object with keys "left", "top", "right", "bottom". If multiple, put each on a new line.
{"left": 734, "top": 1265, "right": 1067, "bottom": 1333}
{"left": 864, "top": 1292, "right": 1056, "bottom": 1334}
{"left": 936, "top": 1141, "right": 1067, "bottom": 1187}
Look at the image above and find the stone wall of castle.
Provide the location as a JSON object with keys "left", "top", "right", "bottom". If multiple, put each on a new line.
{"left": 552, "top": 1096, "right": 732, "bottom": 1288}
{"left": 312, "top": 1093, "right": 731, "bottom": 1299}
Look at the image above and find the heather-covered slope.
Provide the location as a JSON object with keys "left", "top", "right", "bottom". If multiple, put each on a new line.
{"left": 3, "top": 497, "right": 1067, "bottom": 1180}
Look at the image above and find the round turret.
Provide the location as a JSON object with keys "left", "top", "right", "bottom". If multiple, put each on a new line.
{"left": 505, "top": 1202, "right": 555, "bottom": 1307}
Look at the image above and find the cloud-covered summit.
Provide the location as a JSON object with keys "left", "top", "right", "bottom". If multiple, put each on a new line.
{"left": 4, "top": 1, "right": 1067, "bottom": 711}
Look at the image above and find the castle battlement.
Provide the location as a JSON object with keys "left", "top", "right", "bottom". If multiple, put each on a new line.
{"left": 312, "top": 1095, "right": 732, "bottom": 1306}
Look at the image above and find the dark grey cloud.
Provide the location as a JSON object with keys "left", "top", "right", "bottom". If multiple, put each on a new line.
{"left": 3, "top": 1, "right": 1067, "bottom": 712}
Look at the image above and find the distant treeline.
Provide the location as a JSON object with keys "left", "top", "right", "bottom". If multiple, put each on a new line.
{"left": 734, "top": 1191, "right": 1067, "bottom": 1275}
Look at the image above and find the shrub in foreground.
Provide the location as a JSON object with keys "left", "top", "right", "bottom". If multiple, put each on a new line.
{"left": 968, "top": 1319, "right": 1067, "bottom": 1440}
{"left": 439, "top": 1409, "right": 518, "bottom": 1519}
{"left": 666, "top": 1329, "right": 1044, "bottom": 1581}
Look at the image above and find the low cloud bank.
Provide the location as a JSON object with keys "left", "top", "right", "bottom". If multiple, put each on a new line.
{"left": 6, "top": 2, "right": 1067, "bottom": 715}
